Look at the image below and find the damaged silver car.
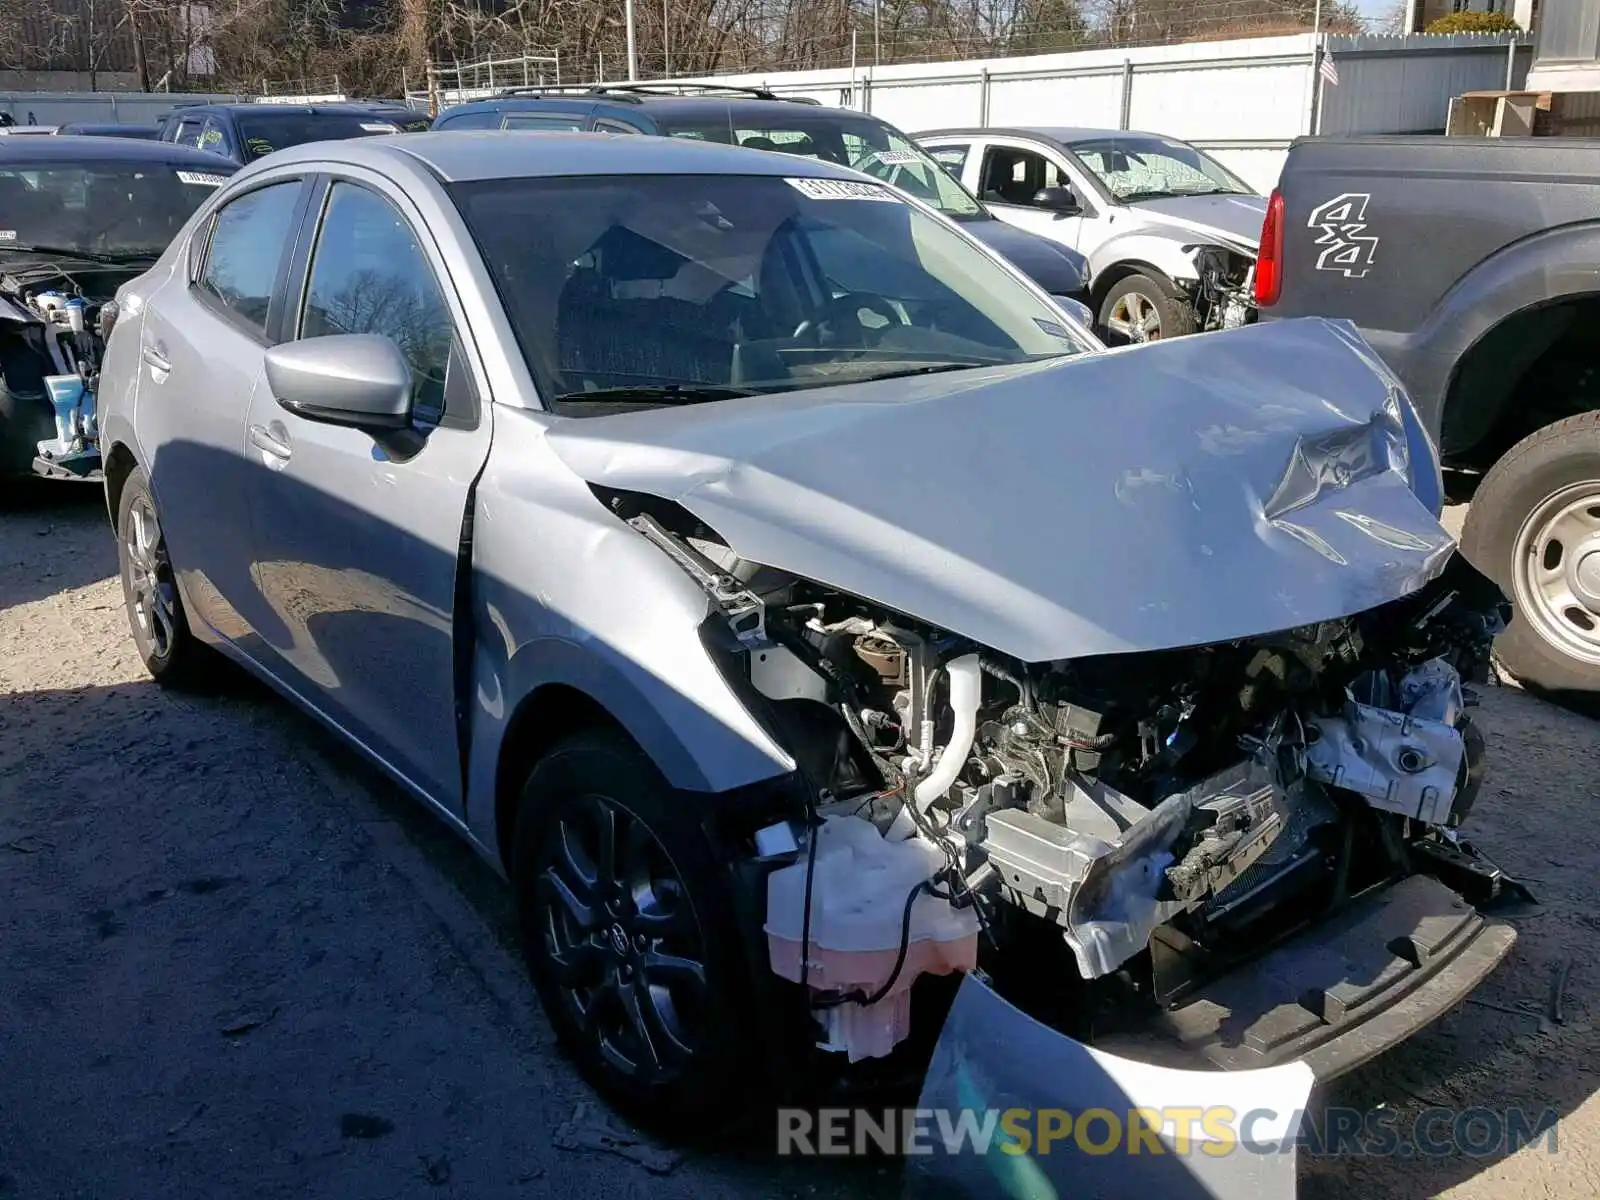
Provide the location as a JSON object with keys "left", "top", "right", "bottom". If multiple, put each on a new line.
{"left": 96, "top": 132, "right": 1522, "bottom": 1184}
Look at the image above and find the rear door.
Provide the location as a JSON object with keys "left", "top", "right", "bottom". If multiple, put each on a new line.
{"left": 241, "top": 172, "right": 492, "bottom": 812}
{"left": 136, "top": 173, "right": 312, "bottom": 654}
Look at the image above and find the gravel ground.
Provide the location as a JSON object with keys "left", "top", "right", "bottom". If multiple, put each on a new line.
{"left": 2, "top": 486, "right": 1598, "bottom": 1199}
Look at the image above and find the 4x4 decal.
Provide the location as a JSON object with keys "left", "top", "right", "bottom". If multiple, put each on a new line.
{"left": 1307, "top": 192, "right": 1379, "bottom": 278}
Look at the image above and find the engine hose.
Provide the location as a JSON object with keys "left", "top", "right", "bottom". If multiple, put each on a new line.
{"left": 979, "top": 654, "right": 1031, "bottom": 705}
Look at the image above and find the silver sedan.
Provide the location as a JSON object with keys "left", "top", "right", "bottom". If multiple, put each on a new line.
{"left": 95, "top": 130, "right": 1519, "bottom": 1171}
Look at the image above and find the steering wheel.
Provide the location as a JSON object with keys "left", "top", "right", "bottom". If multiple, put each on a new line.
{"left": 793, "top": 292, "right": 905, "bottom": 347}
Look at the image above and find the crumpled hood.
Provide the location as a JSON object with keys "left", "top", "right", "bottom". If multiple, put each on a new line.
{"left": 963, "top": 216, "right": 1089, "bottom": 295}
{"left": 546, "top": 318, "right": 1455, "bottom": 663}
{"left": 1126, "top": 193, "right": 1268, "bottom": 253}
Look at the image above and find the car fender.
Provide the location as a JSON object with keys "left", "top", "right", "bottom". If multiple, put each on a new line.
{"left": 1087, "top": 233, "right": 1207, "bottom": 293}
{"left": 1380, "top": 222, "right": 1600, "bottom": 450}
{"left": 462, "top": 411, "right": 795, "bottom": 857}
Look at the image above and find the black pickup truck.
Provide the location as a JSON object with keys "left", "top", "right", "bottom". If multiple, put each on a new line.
{"left": 1259, "top": 134, "right": 1600, "bottom": 699}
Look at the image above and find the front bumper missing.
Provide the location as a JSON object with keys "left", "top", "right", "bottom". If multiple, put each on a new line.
{"left": 904, "top": 875, "right": 1514, "bottom": 1199}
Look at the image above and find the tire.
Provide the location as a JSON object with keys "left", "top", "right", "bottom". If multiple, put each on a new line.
{"left": 115, "top": 468, "right": 214, "bottom": 689}
{"left": 510, "top": 729, "right": 754, "bottom": 1134}
{"left": 1098, "top": 271, "right": 1198, "bottom": 345}
{"left": 1459, "top": 411, "right": 1600, "bottom": 696}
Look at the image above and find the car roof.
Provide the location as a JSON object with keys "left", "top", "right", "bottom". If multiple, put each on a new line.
{"left": 917, "top": 125, "right": 1171, "bottom": 145}
{"left": 256, "top": 129, "right": 874, "bottom": 183}
{"left": 164, "top": 103, "right": 413, "bottom": 118}
{"left": 0, "top": 135, "right": 241, "bottom": 166}
{"left": 442, "top": 91, "right": 867, "bottom": 127}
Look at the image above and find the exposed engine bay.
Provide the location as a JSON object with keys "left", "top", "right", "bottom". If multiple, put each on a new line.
{"left": 1190, "top": 244, "right": 1256, "bottom": 333}
{"left": 1, "top": 263, "right": 126, "bottom": 479}
{"left": 612, "top": 488, "right": 1520, "bottom": 1067}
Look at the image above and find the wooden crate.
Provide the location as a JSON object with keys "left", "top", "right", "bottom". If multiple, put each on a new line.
{"left": 1446, "top": 89, "right": 1600, "bottom": 137}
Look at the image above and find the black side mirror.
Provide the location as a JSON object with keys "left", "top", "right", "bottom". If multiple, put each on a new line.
{"left": 1032, "top": 186, "right": 1081, "bottom": 215}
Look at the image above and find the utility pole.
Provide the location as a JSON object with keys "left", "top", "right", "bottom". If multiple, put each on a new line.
{"left": 626, "top": 0, "right": 639, "bottom": 80}
{"left": 664, "top": 0, "right": 671, "bottom": 77}
{"left": 874, "top": 0, "right": 880, "bottom": 65}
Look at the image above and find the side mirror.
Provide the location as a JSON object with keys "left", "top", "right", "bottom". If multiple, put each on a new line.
{"left": 1033, "top": 186, "right": 1081, "bottom": 215}
{"left": 1057, "top": 297, "right": 1094, "bottom": 328}
{"left": 264, "top": 334, "right": 412, "bottom": 430}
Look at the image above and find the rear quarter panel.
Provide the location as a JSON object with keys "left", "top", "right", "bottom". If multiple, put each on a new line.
{"left": 1264, "top": 136, "right": 1600, "bottom": 437}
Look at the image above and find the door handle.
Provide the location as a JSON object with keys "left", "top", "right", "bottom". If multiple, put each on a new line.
{"left": 141, "top": 345, "right": 172, "bottom": 373}
{"left": 248, "top": 422, "right": 292, "bottom": 463}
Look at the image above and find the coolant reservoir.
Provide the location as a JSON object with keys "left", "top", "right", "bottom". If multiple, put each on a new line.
{"left": 766, "top": 816, "right": 979, "bottom": 1061}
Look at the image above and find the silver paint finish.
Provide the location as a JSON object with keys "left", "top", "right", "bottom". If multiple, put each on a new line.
{"left": 545, "top": 317, "right": 1453, "bottom": 664}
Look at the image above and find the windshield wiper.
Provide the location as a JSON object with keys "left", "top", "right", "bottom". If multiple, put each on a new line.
{"left": 552, "top": 384, "right": 757, "bottom": 405}
{"left": 0, "top": 244, "right": 154, "bottom": 265}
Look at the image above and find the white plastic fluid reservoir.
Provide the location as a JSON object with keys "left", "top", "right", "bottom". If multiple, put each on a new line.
{"left": 765, "top": 816, "right": 980, "bottom": 1062}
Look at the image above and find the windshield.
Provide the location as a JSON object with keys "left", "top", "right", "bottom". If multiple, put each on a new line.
{"left": 236, "top": 112, "right": 403, "bottom": 161}
{"left": 451, "top": 173, "right": 1087, "bottom": 414}
{"left": 654, "top": 112, "right": 983, "bottom": 218}
{"left": 0, "top": 160, "right": 231, "bottom": 260}
{"left": 1066, "top": 135, "right": 1254, "bottom": 201}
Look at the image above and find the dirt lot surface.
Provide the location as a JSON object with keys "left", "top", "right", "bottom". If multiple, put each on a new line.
{"left": 3, "top": 487, "right": 1598, "bottom": 1200}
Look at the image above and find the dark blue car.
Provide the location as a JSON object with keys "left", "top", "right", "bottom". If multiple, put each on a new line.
{"left": 433, "top": 84, "right": 1091, "bottom": 311}
{"left": 154, "top": 102, "right": 431, "bottom": 164}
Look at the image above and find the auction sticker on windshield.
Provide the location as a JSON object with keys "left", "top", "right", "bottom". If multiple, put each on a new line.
{"left": 0, "top": 231, "right": 15, "bottom": 242}
{"left": 785, "top": 178, "right": 899, "bottom": 202}
{"left": 175, "top": 171, "right": 229, "bottom": 187}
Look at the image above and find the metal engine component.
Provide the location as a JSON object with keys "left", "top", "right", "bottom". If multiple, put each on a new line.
{"left": 1305, "top": 701, "right": 1466, "bottom": 825}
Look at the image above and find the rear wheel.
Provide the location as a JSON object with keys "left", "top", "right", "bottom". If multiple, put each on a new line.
{"left": 1460, "top": 411, "right": 1600, "bottom": 695}
{"left": 116, "top": 468, "right": 214, "bottom": 689}
{"left": 510, "top": 730, "right": 754, "bottom": 1133}
{"left": 1098, "top": 271, "right": 1197, "bottom": 345}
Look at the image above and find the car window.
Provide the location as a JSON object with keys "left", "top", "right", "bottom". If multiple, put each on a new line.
{"left": 196, "top": 180, "right": 303, "bottom": 336}
{"left": 451, "top": 173, "right": 1089, "bottom": 415}
{"left": 173, "top": 118, "right": 206, "bottom": 148}
{"left": 299, "top": 182, "right": 454, "bottom": 422}
{"left": 654, "top": 113, "right": 983, "bottom": 218}
{"left": 435, "top": 110, "right": 499, "bottom": 130}
{"left": 198, "top": 117, "right": 229, "bottom": 156}
{"left": 502, "top": 114, "right": 586, "bottom": 131}
{"left": 1066, "top": 135, "right": 1254, "bottom": 200}
{"left": 927, "top": 144, "right": 970, "bottom": 175}
{"left": 593, "top": 119, "right": 639, "bottom": 134}
{"left": 979, "top": 146, "right": 1069, "bottom": 208}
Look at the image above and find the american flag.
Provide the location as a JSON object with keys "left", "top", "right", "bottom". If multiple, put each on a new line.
{"left": 1319, "top": 52, "right": 1341, "bottom": 88}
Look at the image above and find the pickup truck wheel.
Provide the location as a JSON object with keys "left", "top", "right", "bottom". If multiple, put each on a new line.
{"left": 1461, "top": 412, "right": 1600, "bottom": 694}
{"left": 1099, "top": 272, "right": 1197, "bottom": 345}
{"left": 510, "top": 730, "right": 753, "bottom": 1134}
{"left": 115, "top": 468, "right": 213, "bottom": 689}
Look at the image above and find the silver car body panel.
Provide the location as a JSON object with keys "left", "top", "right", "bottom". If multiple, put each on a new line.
{"left": 544, "top": 316, "right": 1452, "bottom": 664}
{"left": 906, "top": 974, "right": 1313, "bottom": 1200}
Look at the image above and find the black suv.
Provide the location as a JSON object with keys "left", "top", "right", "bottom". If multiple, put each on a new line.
{"left": 433, "top": 84, "right": 1091, "bottom": 310}
{"left": 155, "top": 102, "right": 431, "bottom": 164}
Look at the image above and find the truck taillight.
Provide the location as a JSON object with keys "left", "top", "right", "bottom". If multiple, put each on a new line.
{"left": 1254, "top": 188, "right": 1285, "bottom": 307}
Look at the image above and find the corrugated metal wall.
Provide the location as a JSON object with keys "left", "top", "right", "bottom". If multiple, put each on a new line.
{"left": 655, "top": 31, "right": 1530, "bottom": 192}
{"left": 0, "top": 91, "right": 244, "bottom": 127}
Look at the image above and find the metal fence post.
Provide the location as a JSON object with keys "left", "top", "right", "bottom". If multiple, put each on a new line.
{"left": 1119, "top": 58, "right": 1132, "bottom": 129}
{"left": 979, "top": 67, "right": 990, "bottom": 126}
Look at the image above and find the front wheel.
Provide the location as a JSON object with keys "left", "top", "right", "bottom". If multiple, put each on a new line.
{"left": 510, "top": 730, "right": 755, "bottom": 1133}
{"left": 1460, "top": 411, "right": 1600, "bottom": 696}
{"left": 1098, "top": 272, "right": 1198, "bottom": 345}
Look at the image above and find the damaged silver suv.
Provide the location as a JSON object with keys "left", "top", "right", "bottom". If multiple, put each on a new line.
{"left": 96, "top": 132, "right": 1522, "bottom": 1168}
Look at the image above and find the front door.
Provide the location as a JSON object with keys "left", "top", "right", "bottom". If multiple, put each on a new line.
{"left": 974, "top": 140, "right": 1091, "bottom": 253}
{"left": 242, "top": 176, "right": 491, "bottom": 812}
{"left": 137, "top": 176, "right": 309, "bottom": 655}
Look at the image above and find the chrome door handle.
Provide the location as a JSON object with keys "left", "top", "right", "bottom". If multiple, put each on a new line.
{"left": 141, "top": 345, "right": 172, "bottom": 372}
{"left": 247, "top": 422, "right": 291, "bottom": 461}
